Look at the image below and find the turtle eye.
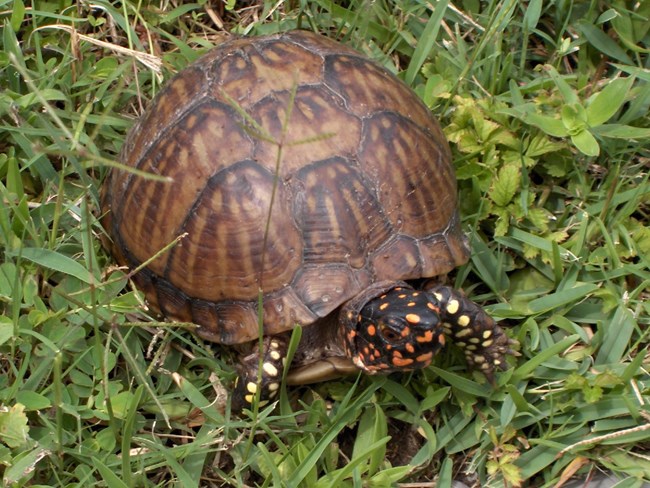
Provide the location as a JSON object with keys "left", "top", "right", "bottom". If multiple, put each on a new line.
{"left": 380, "top": 325, "right": 400, "bottom": 342}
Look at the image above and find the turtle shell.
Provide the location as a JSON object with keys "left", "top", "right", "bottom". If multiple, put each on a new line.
{"left": 101, "top": 30, "right": 470, "bottom": 345}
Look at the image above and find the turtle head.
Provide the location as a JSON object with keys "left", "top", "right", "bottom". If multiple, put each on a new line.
{"left": 343, "top": 286, "right": 446, "bottom": 373}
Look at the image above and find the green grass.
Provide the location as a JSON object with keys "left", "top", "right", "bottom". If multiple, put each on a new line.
{"left": 1, "top": 0, "right": 649, "bottom": 486}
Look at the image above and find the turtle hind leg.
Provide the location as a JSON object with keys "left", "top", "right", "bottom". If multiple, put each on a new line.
{"left": 429, "top": 285, "right": 517, "bottom": 382}
{"left": 232, "top": 335, "right": 288, "bottom": 412}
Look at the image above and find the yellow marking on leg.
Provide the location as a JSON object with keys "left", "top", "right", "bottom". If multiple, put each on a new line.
{"left": 247, "top": 382, "right": 257, "bottom": 394}
{"left": 263, "top": 362, "right": 279, "bottom": 376}
{"left": 482, "top": 339, "right": 493, "bottom": 347}
{"left": 446, "top": 299, "right": 459, "bottom": 314}
{"left": 245, "top": 394, "right": 254, "bottom": 404}
{"left": 483, "top": 330, "right": 492, "bottom": 339}
{"left": 268, "top": 382, "right": 280, "bottom": 391}
{"left": 433, "top": 292, "right": 443, "bottom": 302}
{"left": 455, "top": 328, "right": 472, "bottom": 338}
{"left": 457, "top": 315, "right": 470, "bottom": 327}
{"left": 270, "top": 350, "right": 281, "bottom": 360}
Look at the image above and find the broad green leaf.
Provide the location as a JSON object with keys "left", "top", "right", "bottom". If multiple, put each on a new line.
{"left": 591, "top": 124, "right": 650, "bottom": 139}
{"left": 93, "top": 456, "right": 130, "bottom": 488}
{"left": 576, "top": 20, "right": 634, "bottom": 64}
{"left": 544, "top": 65, "right": 579, "bottom": 104}
{"left": 17, "top": 247, "right": 94, "bottom": 284}
{"left": 586, "top": 77, "right": 634, "bottom": 126}
{"left": 404, "top": 0, "right": 448, "bottom": 86}
{"left": 368, "top": 466, "right": 413, "bottom": 486}
{"left": 528, "top": 283, "right": 599, "bottom": 314}
{"left": 2, "top": 447, "right": 49, "bottom": 485}
{"left": 15, "top": 391, "right": 51, "bottom": 410}
{"left": 571, "top": 130, "right": 600, "bottom": 157}
{"left": 595, "top": 305, "right": 637, "bottom": 365}
{"left": 521, "top": 112, "right": 568, "bottom": 137}
{"left": 561, "top": 104, "right": 587, "bottom": 134}
{"left": 10, "top": 0, "right": 25, "bottom": 32}
{"left": 352, "top": 404, "right": 388, "bottom": 476}
{"left": 523, "top": 0, "right": 542, "bottom": 30}
{"left": 490, "top": 163, "right": 520, "bottom": 207}
{"left": 0, "top": 316, "right": 13, "bottom": 346}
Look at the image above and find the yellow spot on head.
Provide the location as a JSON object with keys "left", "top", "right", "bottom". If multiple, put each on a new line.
{"left": 433, "top": 292, "right": 443, "bottom": 302}
{"left": 446, "top": 300, "right": 460, "bottom": 314}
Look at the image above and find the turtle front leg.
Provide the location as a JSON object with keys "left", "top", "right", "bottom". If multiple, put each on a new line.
{"left": 232, "top": 335, "right": 287, "bottom": 412}
{"left": 428, "top": 285, "right": 515, "bottom": 381}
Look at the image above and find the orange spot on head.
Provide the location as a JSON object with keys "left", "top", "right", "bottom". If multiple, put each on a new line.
{"left": 407, "top": 302, "right": 416, "bottom": 307}
{"left": 438, "top": 333, "right": 446, "bottom": 346}
{"left": 393, "top": 350, "right": 403, "bottom": 358}
{"left": 379, "top": 302, "right": 389, "bottom": 311}
{"left": 367, "top": 324, "right": 376, "bottom": 336}
{"left": 400, "top": 326, "right": 411, "bottom": 337}
{"left": 348, "top": 330, "right": 356, "bottom": 339}
{"left": 405, "top": 342, "right": 415, "bottom": 353}
{"left": 405, "top": 313, "right": 421, "bottom": 324}
{"left": 416, "top": 352, "right": 433, "bottom": 366}
{"left": 427, "top": 302, "right": 440, "bottom": 312}
{"left": 398, "top": 294, "right": 407, "bottom": 299}
{"left": 416, "top": 330, "right": 434, "bottom": 343}
{"left": 392, "top": 357, "right": 414, "bottom": 367}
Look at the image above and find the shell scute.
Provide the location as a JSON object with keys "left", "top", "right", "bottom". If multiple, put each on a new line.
{"left": 166, "top": 160, "right": 302, "bottom": 302}
{"left": 294, "top": 157, "right": 392, "bottom": 268}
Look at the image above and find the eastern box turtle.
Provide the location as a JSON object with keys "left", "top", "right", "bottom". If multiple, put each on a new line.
{"left": 102, "top": 30, "right": 514, "bottom": 410}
